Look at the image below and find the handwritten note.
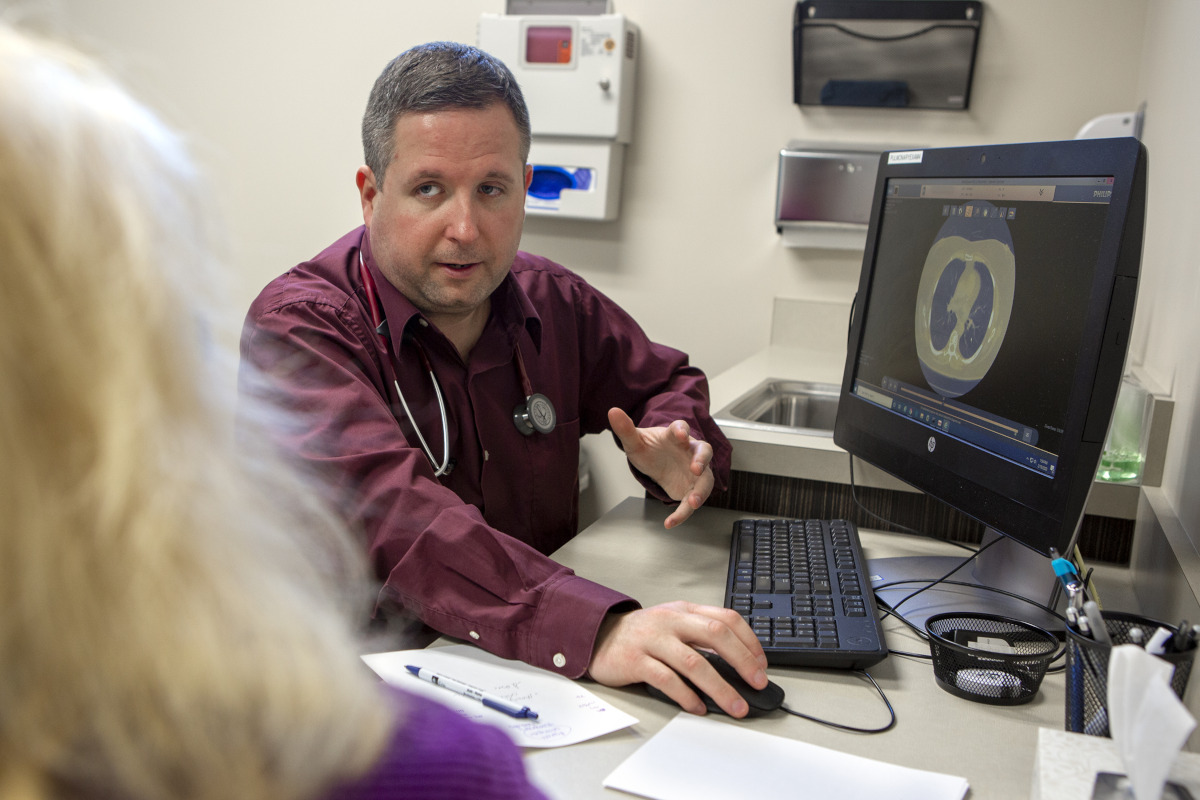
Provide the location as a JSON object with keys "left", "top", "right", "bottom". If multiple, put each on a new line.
{"left": 362, "top": 645, "right": 638, "bottom": 748}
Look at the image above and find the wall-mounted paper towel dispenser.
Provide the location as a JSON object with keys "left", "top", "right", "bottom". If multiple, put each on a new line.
{"left": 775, "top": 142, "right": 885, "bottom": 250}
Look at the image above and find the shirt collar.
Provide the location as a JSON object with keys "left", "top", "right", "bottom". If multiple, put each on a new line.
{"left": 359, "top": 231, "right": 543, "bottom": 355}
{"left": 358, "top": 231, "right": 422, "bottom": 357}
{"left": 490, "top": 265, "right": 544, "bottom": 353}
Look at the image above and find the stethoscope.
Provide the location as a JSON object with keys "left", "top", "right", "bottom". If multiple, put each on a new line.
{"left": 358, "top": 252, "right": 556, "bottom": 477}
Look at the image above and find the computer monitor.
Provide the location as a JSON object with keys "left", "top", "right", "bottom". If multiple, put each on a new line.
{"left": 833, "top": 137, "right": 1148, "bottom": 630}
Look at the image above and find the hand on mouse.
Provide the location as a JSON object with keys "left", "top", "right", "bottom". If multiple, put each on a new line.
{"left": 587, "top": 601, "right": 768, "bottom": 718}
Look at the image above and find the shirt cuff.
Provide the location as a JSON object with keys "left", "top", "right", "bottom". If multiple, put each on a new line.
{"left": 528, "top": 573, "right": 640, "bottom": 678}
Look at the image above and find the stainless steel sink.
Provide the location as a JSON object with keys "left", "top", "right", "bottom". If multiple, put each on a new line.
{"left": 713, "top": 379, "right": 840, "bottom": 436}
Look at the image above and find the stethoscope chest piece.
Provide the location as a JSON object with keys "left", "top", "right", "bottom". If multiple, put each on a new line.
{"left": 514, "top": 392, "right": 556, "bottom": 436}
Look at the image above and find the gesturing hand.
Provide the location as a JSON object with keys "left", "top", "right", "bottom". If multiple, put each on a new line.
{"left": 607, "top": 407, "right": 715, "bottom": 529}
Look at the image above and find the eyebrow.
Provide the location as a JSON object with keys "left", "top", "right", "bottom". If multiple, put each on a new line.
{"left": 408, "top": 167, "right": 522, "bottom": 184}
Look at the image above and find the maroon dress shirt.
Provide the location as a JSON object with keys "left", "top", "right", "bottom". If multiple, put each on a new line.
{"left": 240, "top": 227, "right": 731, "bottom": 677}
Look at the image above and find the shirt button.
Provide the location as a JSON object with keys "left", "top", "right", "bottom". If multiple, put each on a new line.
{"left": 552, "top": 653, "right": 566, "bottom": 668}
{"left": 484, "top": 450, "right": 489, "bottom": 461}
{"left": 469, "top": 631, "right": 480, "bottom": 640}
{"left": 418, "top": 318, "right": 429, "bottom": 327}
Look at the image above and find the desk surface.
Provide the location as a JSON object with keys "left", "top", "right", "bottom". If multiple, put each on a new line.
{"left": 518, "top": 496, "right": 1130, "bottom": 799}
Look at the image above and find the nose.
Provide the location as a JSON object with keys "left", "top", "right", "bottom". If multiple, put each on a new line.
{"left": 443, "top": 192, "right": 480, "bottom": 244}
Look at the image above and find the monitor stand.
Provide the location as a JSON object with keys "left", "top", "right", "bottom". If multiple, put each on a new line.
{"left": 866, "top": 528, "right": 1066, "bottom": 635}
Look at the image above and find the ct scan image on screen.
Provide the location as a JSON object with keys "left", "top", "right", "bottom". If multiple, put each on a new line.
{"left": 852, "top": 175, "right": 1116, "bottom": 481}
{"left": 915, "top": 199, "right": 1014, "bottom": 399}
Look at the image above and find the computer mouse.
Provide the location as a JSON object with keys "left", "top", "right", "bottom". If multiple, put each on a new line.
{"left": 644, "top": 649, "right": 785, "bottom": 718}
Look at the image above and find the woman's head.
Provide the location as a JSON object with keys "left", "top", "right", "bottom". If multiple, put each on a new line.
{"left": 0, "top": 23, "right": 392, "bottom": 800}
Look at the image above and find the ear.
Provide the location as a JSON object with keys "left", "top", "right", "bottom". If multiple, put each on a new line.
{"left": 356, "top": 166, "right": 378, "bottom": 227}
{"left": 524, "top": 163, "right": 533, "bottom": 191}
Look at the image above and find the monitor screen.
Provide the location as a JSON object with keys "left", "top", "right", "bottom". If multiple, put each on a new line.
{"left": 834, "top": 137, "right": 1147, "bottom": 626}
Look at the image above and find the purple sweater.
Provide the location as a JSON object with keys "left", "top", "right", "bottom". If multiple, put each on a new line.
{"left": 325, "top": 690, "right": 550, "bottom": 800}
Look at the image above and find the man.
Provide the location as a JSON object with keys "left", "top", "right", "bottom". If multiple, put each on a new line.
{"left": 240, "top": 41, "right": 768, "bottom": 717}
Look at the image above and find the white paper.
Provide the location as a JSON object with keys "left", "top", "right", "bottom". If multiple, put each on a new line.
{"left": 603, "top": 714, "right": 969, "bottom": 800}
{"left": 362, "top": 645, "right": 638, "bottom": 748}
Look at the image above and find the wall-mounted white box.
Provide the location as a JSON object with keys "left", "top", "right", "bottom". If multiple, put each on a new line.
{"left": 479, "top": 12, "right": 638, "bottom": 221}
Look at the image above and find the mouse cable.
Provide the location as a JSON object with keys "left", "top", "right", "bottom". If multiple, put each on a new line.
{"left": 779, "top": 670, "right": 896, "bottom": 734}
{"left": 848, "top": 454, "right": 977, "bottom": 553}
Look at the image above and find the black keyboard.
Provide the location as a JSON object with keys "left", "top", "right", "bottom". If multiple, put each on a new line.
{"left": 724, "top": 518, "right": 888, "bottom": 669}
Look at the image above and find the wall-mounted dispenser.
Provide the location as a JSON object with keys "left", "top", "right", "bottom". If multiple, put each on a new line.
{"left": 478, "top": 1, "right": 638, "bottom": 221}
{"left": 775, "top": 141, "right": 888, "bottom": 250}
{"left": 793, "top": 1, "right": 982, "bottom": 110}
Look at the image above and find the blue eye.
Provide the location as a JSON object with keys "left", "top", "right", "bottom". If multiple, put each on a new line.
{"left": 416, "top": 184, "right": 442, "bottom": 197}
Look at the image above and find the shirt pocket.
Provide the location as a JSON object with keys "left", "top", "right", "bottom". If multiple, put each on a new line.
{"left": 522, "top": 415, "right": 582, "bottom": 553}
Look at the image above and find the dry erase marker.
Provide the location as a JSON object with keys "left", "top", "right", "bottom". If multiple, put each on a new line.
{"left": 406, "top": 665, "right": 539, "bottom": 720}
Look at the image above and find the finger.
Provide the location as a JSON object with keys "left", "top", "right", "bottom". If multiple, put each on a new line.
{"left": 663, "top": 495, "right": 698, "bottom": 529}
{"left": 690, "top": 466, "right": 714, "bottom": 505}
{"left": 690, "top": 605, "right": 769, "bottom": 676}
{"left": 669, "top": 419, "right": 691, "bottom": 445}
{"left": 690, "top": 440, "right": 714, "bottom": 476}
{"left": 663, "top": 469, "right": 714, "bottom": 529}
{"left": 645, "top": 652, "right": 712, "bottom": 716}
{"left": 667, "top": 647, "right": 750, "bottom": 718}
{"left": 649, "top": 601, "right": 768, "bottom": 681}
{"left": 607, "top": 407, "right": 638, "bottom": 447}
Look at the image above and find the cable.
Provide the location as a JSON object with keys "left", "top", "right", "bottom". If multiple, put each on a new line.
{"left": 877, "top": 578, "right": 1067, "bottom": 623}
{"left": 847, "top": 454, "right": 977, "bottom": 553}
{"left": 888, "top": 538, "right": 1000, "bottom": 612}
{"left": 887, "top": 648, "right": 933, "bottom": 661}
{"left": 780, "top": 670, "right": 896, "bottom": 734}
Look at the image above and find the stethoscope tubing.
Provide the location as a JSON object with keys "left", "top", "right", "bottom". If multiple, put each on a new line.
{"left": 359, "top": 253, "right": 453, "bottom": 476}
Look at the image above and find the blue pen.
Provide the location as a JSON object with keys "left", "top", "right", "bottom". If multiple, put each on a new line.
{"left": 406, "top": 665, "right": 539, "bottom": 720}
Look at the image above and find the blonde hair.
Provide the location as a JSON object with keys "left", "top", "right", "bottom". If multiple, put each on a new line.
{"left": 0, "top": 23, "right": 394, "bottom": 800}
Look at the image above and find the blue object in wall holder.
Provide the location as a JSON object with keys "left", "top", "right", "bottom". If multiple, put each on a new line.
{"left": 528, "top": 165, "right": 593, "bottom": 201}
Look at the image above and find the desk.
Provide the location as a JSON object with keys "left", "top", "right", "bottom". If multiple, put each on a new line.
{"left": 517, "top": 496, "right": 1133, "bottom": 799}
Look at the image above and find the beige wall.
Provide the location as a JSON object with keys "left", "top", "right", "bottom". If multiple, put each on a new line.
{"left": 46, "top": 0, "right": 1200, "bottom": 541}
{"left": 1133, "top": 1, "right": 1200, "bottom": 550}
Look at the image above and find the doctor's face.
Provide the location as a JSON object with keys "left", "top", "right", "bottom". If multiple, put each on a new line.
{"left": 357, "top": 102, "right": 532, "bottom": 329}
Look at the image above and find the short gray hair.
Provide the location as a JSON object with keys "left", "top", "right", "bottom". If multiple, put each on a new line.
{"left": 362, "top": 41, "right": 531, "bottom": 186}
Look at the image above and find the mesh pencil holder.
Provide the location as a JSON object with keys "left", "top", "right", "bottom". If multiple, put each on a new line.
{"left": 925, "top": 613, "right": 1060, "bottom": 705}
{"left": 1065, "top": 610, "right": 1196, "bottom": 737}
